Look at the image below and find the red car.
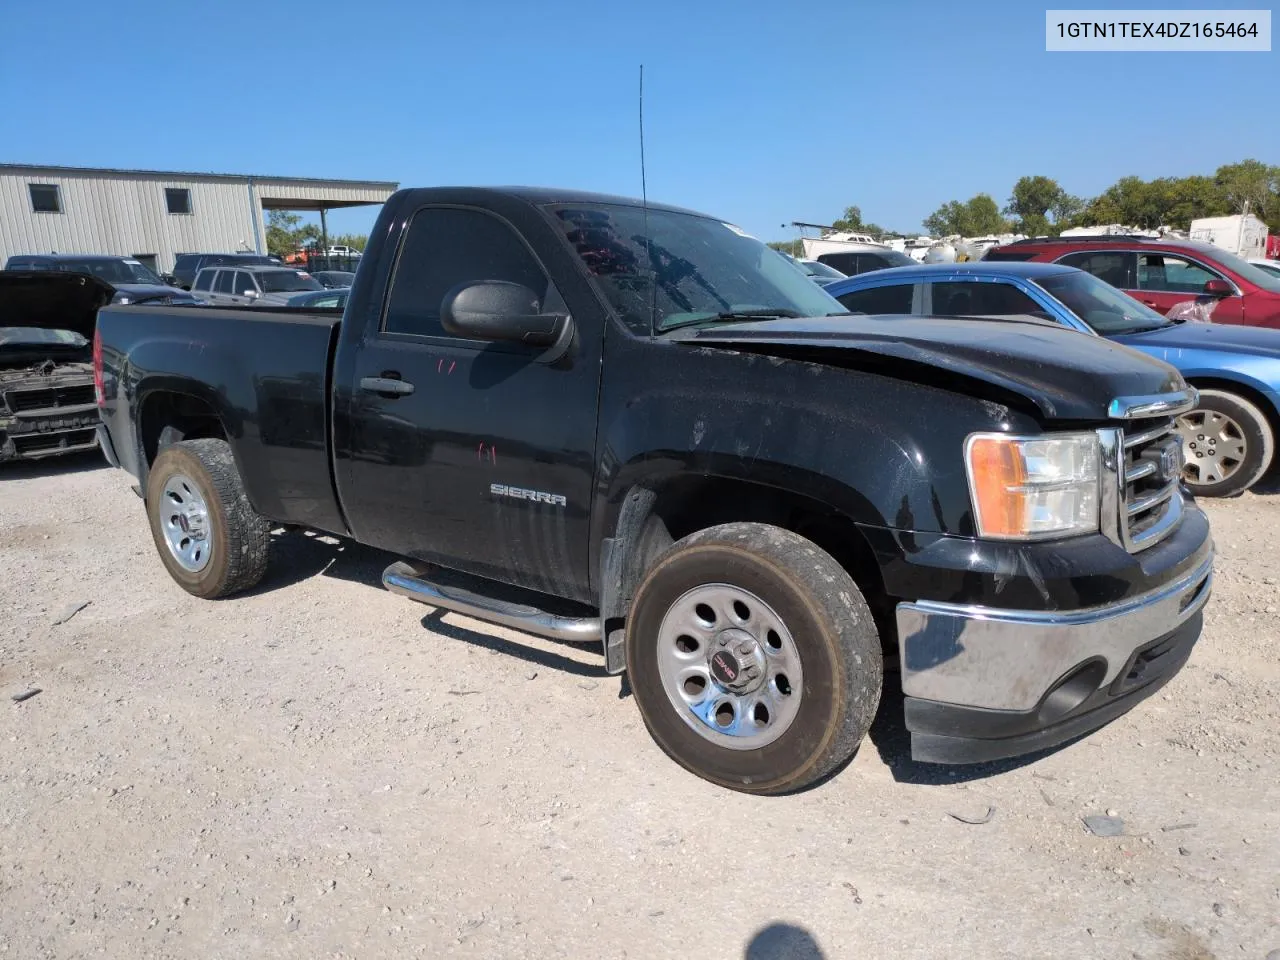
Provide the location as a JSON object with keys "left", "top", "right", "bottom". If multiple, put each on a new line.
{"left": 986, "top": 236, "right": 1280, "bottom": 329}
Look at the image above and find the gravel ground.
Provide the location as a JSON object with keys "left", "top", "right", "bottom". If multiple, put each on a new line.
{"left": 1, "top": 454, "right": 1278, "bottom": 960}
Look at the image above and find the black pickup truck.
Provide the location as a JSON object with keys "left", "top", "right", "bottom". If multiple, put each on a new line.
{"left": 95, "top": 187, "right": 1214, "bottom": 794}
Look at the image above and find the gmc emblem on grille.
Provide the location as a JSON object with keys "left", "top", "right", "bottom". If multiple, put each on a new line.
{"left": 1156, "top": 440, "right": 1183, "bottom": 483}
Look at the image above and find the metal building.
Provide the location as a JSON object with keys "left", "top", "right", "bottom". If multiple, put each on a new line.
{"left": 0, "top": 163, "right": 398, "bottom": 273}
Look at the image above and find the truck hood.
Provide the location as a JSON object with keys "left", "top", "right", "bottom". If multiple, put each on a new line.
{"left": 669, "top": 314, "right": 1186, "bottom": 421}
{"left": 0, "top": 271, "right": 115, "bottom": 341}
{"left": 1113, "top": 320, "right": 1280, "bottom": 360}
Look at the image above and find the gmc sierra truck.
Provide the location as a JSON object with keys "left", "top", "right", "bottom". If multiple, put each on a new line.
{"left": 95, "top": 187, "right": 1214, "bottom": 794}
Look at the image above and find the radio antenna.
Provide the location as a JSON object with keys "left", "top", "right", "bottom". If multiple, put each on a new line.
{"left": 639, "top": 64, "right": 656, "bottom": 338}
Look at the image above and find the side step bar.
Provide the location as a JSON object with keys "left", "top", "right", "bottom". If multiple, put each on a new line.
{"left": 382, "top": 561, "right": 601, "bottom": 643}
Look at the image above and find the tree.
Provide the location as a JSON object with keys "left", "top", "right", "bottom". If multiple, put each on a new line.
{"left": 923, "top": 193, "right": 1009, "bottom": 236}
{"left": 265, "top": 210, "right": 319, "bottom": 257}
{"left": 829, "top": 204, "right": 895, "bottom": 238}
{"left": 1214, "top": 159, "right": 1279, "bottom": 221}
{"left": 767, "top": 239, "right": 803, "bottom": 256}
{"left": 330, "top": 233, "right": 368, "bottom": 252}
{"left": 1004, "top": 175, "right": 1082, "bottom": 236}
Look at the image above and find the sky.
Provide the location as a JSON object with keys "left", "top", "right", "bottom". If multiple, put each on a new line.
{"left": 2, "top": 0, "right": 1275, "bottom": 243}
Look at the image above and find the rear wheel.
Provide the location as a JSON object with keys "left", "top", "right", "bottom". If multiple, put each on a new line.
{"left": 1176, "top": 389, "right": 1274, "bottom": 497}
{"left": 626, "top": 523, "right": 882, "bottom": 795}
{"left": 145, "top": 438, "right": 270, "bottom": 598}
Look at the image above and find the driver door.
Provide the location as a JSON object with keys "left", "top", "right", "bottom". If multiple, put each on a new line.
{"left": 1132, "top": 252, "right": 1245, "bottom": 323}
{"left": 333, "top": 205, "right": 602, "bottom": 600}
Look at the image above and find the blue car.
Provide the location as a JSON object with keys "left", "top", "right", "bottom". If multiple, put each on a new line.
{"left": 825, "top": 261, "right": 1280, "bottom": 497}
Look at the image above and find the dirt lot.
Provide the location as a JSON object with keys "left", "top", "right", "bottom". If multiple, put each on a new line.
{"left": 1, "top": 454, "right": 1277, "bottom": 960}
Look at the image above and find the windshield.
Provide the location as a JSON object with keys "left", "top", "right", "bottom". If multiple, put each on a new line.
{"left": 550, "top": 204, "right": 846, "bottom": 332}
{"left": 0, "top": 327, "right": 88, "bottom": 348}
{"left": 259, "top": 270, "right": 323, "bottom": 293}
{"left": 801, "top": 260, "right": 847, "bottom": 279}
{"left": 55, "top": 258, "right": 164, "bottom": 285}
{"left": 1195, "top": 244, "right": 1280, "bottom": 292}
{"left": 1252, "top": 260, "right": 1280, "bottom": 279}
{"left": 1036, "top": 270, "right": 1171, "bottom": 334}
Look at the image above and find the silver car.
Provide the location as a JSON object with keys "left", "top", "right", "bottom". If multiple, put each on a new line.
{"left": 192, "top": 264, "right": 324, "bottom": 306}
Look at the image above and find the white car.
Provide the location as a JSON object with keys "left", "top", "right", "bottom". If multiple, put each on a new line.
{"left": 1249, "top": 258, "right": 1280, "bottom": 279}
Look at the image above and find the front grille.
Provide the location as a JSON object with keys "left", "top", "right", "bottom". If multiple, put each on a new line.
{"left": 11, "top": 427, "right": 98, "bottom": 455}
{"left": 1120, "top": 417, "right": 1182, "bottom": 551}
{"left": 5, "top": 384, "right": 96, "bottom": 413}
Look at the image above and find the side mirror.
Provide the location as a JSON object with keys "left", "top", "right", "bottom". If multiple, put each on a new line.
{"left": 441, "top": 280, "right": 568, "bottom": 347}
{"left": 1203, "top": 278, "right": 1233, "bottom": 297}
{"left": 244, "top": 288, "right": 259, "bottom": 299}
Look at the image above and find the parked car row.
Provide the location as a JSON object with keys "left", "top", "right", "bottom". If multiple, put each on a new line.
{"left": 190, "top": 264, "right": 325, "bottom": 306}
{"left": 827, "top": 262, "right": 1280, "bottom": 498}
{"left": 986, "top": 235, "right": 1280, "bottom": 329}
{"left": 4, "top": 254, "right": 201, "bottom": 305}
{"left": 169, "top": 252, "right": 283, "bottom": 291}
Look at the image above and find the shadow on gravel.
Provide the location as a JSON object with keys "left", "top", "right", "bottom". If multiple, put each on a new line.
{"left": 0, "top": 449, "right": 107, "bottom": 480}
{"left": 417, "top": 609, "right": 606, "bottom": 678}
{"left": 745, "top": 923, "right": 826, "bottom": 959}
{"left": 866, "top": 670, "right": 1076, "bottom": 785}
{"left": 250, "top": 530, "right": 609, "bottom": 677}
{"left": 240, "top": 528, "right": 398, "bottom": 596}
{"left": 1249, "top": 472, "right": 1280, "bottom": 496}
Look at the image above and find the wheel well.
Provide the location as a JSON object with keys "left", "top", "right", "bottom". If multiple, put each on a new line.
{"left": 139, "top": 391, "right": 227, "bottom": 466}
{"left": 1186, "top": 377, "right": 1280, "bottom": 436}
{"left": 646, "top": 477, "right": 893, "bottom": 642}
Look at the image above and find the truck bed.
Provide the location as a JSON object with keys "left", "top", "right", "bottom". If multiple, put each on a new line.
{"left": 96, "top": 304, "right": 346, "bottom": 534}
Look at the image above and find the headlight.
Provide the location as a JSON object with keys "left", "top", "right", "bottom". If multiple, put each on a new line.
{"left": 111, "top": 293, "right": 132, "bottom": 305}
{"left": 965, "top": 432, "right": 1099, "bottom": 539}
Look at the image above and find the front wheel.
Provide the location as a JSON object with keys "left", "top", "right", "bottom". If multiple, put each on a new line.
{"left": 145, "top": 438, "right": 270, "bottom": 598}
{"left": 1177, "top": 389, "right": 1274, "bottom": 497}
{"left": 626, "top": 523, "right": 883, "bottom": 795}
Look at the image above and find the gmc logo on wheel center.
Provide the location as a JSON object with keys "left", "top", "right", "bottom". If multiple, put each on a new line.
{"left": 490, "top": 483, "right": 567, "bottom": 507}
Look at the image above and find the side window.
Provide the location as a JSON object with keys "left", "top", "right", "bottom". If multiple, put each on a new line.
{"left": 193, "top": 270, "right": 213, "bottom": 292}
{"left": 1137, "top": 253, "right": 1218, "bottom": 293}
{"left": 817, "top": 253, "right": 858, "bottom": 275}
{"left": 836, "top": 283, "right": 914, "bottom": 314}
{"left": 930, "top": 281, "right": 1045, "bottom": 318}
{"left": 383, "top": 207, "right": 549, "bottom": 338}
{"left": 1057, "top": 251, "right": 1137, "bottom": 289}
{"left": 237, "top": 271, "right": 257, "bottom": 294}
{"left": 214, "top": 270, "right": 235, "bottom": 295}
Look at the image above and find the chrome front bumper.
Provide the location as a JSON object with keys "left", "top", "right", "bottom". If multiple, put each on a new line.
{"left": 896, "top": 551, "right": 1214, "bottom": 713}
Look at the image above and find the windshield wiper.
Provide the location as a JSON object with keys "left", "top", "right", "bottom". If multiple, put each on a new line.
{"left": 661, "top": 309, "right": 806, "bottom": 333}
{"left": 703, "top": 309, "right": 805, "bottom": 321}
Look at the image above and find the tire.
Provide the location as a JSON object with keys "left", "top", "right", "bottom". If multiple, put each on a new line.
{"left": 625, "top": 522, "right": 882, "bottom": 795}
{"left": 1177, "top": 389, "right": 1274, "bottom": 497}
{"left": 145, "top": 438, "right": 270, "bottom": 598}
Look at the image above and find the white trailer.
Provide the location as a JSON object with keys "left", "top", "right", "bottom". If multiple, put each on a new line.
{"left": 1189, "top": 214, "right": 1269, "bottom": 259}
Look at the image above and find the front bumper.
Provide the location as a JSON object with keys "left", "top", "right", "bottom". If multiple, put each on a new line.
{"left": 896, "top": 549, "right": 1213, "bottom": 764}
{"left": 0, "top": 367, "right": 99, "bottom": 462}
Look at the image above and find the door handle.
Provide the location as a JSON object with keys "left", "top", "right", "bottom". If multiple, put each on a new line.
{"left": 359, "top": 376, "right": 415, "bottom": 397}
{"left": 1141, "top": 300, "right": 1159, "bottom": 307}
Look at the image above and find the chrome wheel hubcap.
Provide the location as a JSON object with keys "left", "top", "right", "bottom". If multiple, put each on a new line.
{"left": 656, "top": 584, "right": 803, "bottom": 750}
{"left": 159, "top": 473, "right": 212, "bottom": 573}
{"left": 1177, "top": 410, "right": 1247, "bottom": 486}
